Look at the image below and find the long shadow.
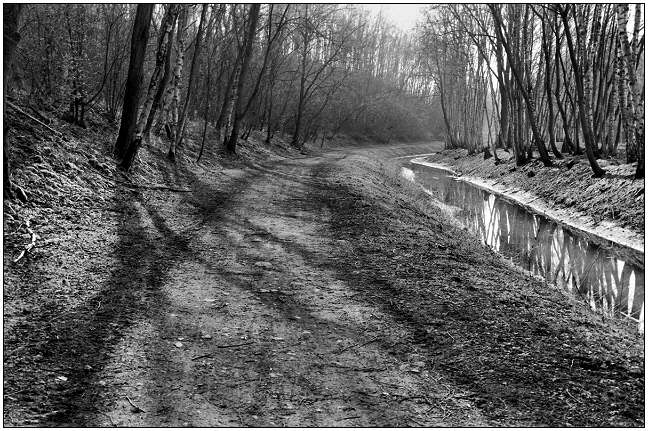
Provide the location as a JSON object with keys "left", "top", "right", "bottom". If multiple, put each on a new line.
{"left": 3, "top": 187, "right": 175, "bottom": 425}
{"left": 262, "top": 160, "right": 644, "bottom": 427}
{"left": 3, "top": 151, "right": 264, "bottom": 425}
{"left": 30, "top": 185, "right": 193, "bottom": 425}
{"left": 114, "top": 156, "right": 447, "bottom": 426}
{"left": 142, "top": 215, "right": 449, "bottom": 426}
{"left": 127, "top": 161, "right": 276, "bottom": 426}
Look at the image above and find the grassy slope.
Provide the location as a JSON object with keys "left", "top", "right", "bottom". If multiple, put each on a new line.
{"left": 427, "top": 149, "right": 645, "bottom": 235}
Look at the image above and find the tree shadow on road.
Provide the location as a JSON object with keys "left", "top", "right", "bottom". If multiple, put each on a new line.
{"left": 293, "top": 163, "right": 644, "bottom": 427}
{"left": 2, "top": 152, "right": 262, "bottom": 425}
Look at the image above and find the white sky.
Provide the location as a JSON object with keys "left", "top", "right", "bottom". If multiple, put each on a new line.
{"left": 360, "top": 4, "right": 427, "bottom": 32}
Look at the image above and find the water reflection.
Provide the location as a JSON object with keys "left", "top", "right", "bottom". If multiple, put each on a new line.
{"left": 404, "top": 164, "right": 645, "bottom": 331}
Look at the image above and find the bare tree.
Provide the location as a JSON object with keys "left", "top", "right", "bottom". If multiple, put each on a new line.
{"left": 166, "top": 4, "right": 189, "bottom": 161}
{"left": 557, "top": 4, "right": 606, "bottom": 177}
{"left": 113, "top": 4, "right": 153, "bottom": 170}
{"left": 137, "top": 5, "right": 178, "bottom": 141}
{"left": 223, "top": 3, "right": 261, "bottom": 154}
{"left": 175, "top": 3, "right": 209, "bottom": 153}
{"left": 489, "top": 4, "right": 553, "bottom": 167}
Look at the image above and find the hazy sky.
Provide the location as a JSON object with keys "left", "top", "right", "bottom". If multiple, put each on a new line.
{"left": 360, "top": 4, "right": 427, "bottom": 32}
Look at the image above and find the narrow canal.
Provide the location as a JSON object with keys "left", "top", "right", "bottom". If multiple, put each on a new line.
{"left": 401, "top": 157, "right": 645, "bottom": 332}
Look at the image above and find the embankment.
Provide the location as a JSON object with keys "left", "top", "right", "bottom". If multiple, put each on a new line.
{"left": 424, "top": 149, "right": 644, "bottom": 250}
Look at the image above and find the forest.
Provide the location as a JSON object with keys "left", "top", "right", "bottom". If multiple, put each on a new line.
{"left": 418, "top": 4, "right": 644, "bottom": 179}
{"left": 4, "top": 3, "right": 440, "bottom": 186}
{"left": 3, "top": 3, "right": 644, "bottom": 428}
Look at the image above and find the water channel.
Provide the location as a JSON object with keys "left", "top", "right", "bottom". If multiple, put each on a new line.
{"left": 401, "top": 156, "right": 645, "bottom": 332}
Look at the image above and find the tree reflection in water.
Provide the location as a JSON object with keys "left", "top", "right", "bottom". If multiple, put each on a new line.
{"left": 407, "top": 163, "right": 645, "bottom": 331}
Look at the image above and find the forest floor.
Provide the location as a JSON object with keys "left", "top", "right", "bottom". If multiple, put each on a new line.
{"left": 2, "top": 111, "right": 645, "bottom": 427}
{"left": 426, "top": 149, "right": 645, "bottom": 248}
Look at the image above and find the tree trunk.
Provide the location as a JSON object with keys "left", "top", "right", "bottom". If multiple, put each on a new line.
{"left": 197, "top": 6, "right": 224, "bottom": 163}
{"left": 605, "top": 35, "right": 619, "bottom": 156}
{"left": 494, "top": 43, "right": 511, "bottom": 151}
{"left": 292, "top": 6, "right": 310, "bottom": 148}
{"left": 241, "top": 5, "right": 288, "bottom": 120}
{"left": 214, "top": 61, "right": 236, "bottom": 142}
{"left": 490, "top": 5, "right": 551, "bottom": 166}
{"left": 176, "top": 4, "right": 208, "bottom": 150}
{"left": 555, "top": 35, "right": 579, "bottom": 154}
{"left": 616, "top": 4, "right": 644, "bottom": 177}
{"left": 224, "top": 4, "right": 261, "bottom": 154}
{"left": 167, "top": 5, "right": 189, "bottom": 162}
{"left": 581, "top": 6, "right": 602, "bottom": 160}
{"left": 560, "top": 5, "right": 606, "bottom": 177}
{"left": 541, "top": 12, "right": 563, "bottom": 158}
{"left": 197, "top": 52, "right": 213, "bottom": 163}
{"left": 143, "top": 15, "right": 177, "bottom": 142}
{"left": 114, "top": 4, "right": 154, "bottom": 169}
{"left": 138, "top": 5, "right": 178, "bottom": 139}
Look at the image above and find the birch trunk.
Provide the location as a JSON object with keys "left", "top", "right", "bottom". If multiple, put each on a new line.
{"left": 175, "top": 4, "right": 208, "bottom": 150}
{"left": 617, "top": 4, "right": 644, "bottom": 177}
{"left": 224, "top": 4, "right": 261, "bottom": 154}
{"left": 167, "top": 5, "right": 189, "bottom": 162}
{"left": 616, "top": 4, "right": 637, "bottom": 163}
{"left": 137, "top": 5, "right": 178, "bottom": 139}
{"left": 560, "top": 5, "right": 606, "bottom": 177}
{"left": 143, "top": 16, "right": 177, "bottom": 141}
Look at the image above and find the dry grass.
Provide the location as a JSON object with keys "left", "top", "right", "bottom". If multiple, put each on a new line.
{"left": 428, "top": 149, "right": 644, "bottom": 235}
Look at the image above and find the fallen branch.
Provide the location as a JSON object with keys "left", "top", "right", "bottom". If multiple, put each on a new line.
{"left": 93, "top": 169, "right": 192, "bottom": 193}
{"left": 7, "top": 101, "right": 62, "bottom": 137}
{"left": 124, "top": 395, "right": 146, "bottom": 413}
{"left": 13, "top": 225, "right": 39, "bottom": 263}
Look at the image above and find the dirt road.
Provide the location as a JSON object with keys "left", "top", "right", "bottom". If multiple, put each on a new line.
{"left": 3, "top": 144, "right": 644, "bottom": 427}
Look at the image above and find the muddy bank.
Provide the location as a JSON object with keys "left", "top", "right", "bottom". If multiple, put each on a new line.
{"left": 425, "top": 149, "right": 644, "bottom": 247}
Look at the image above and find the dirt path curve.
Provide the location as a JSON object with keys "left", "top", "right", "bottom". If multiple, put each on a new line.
{"left": 9, "top": 143, "right": 639, "bottom": 427}
{"left": 54, "top": 148, "right": 484, "bottom": 427}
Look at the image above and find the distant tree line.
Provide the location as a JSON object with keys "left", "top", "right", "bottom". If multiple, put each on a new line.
{"left": 6, "top": 4, "right": 442, "bottom": 172}
{"left": 418, "top": 4, "right": 644, "bottom": 179}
